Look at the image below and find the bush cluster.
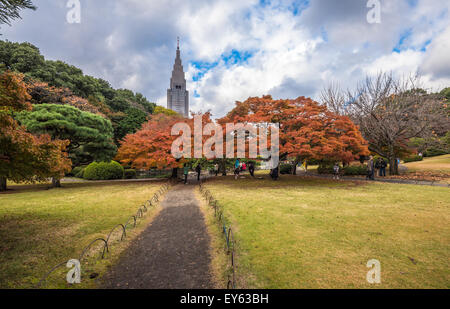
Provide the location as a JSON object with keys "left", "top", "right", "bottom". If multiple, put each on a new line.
{"left": 72, "top": 166, "right": 86, "bottom": 178}
{"left": 83, "top": 161, "right": 124, "bottom": 180}
{"left": 318, "top": 164, "right": 368, "bottom": 176}
{"left": 403, "top": 155, "right": 424, "bottom": 163}
{"left": 343, "top": 165, "right": 368, "bottom": 176}
{"left": 424, "top": 148, "right": 448, "bottom": 157}
{"left": 317, "top": 164, "right": 333, "bottom": 175}
{"left": 124, "top": 169, "right": 137, "bottom": 179}
{"left": 280, "top": 164, "right": 293, "bottom": 174}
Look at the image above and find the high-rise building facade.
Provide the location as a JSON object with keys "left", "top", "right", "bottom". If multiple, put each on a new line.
{"left": 167, "top": 38, "right": 189, "bottom": 117}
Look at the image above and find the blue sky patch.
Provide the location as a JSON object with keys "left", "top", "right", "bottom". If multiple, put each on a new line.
{"left": 190, "top": 49, "right": 254, "bottom": 81}
{"left": 393, "top": 28, "right": 413, "bottom": 53}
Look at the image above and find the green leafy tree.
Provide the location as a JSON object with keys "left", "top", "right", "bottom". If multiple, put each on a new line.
{"left": 153, "top": 105, "right": 180, "bottom": 116}
{"left": 0, "top": 40, "right": 158, "bottom": 144}
{"left": 16, "top": 104, "right": 117, "bottom": 168}
{"left": 114, "top": 107, "right": 148, "bottom": 143}
{"left": 1, "top": 71, "right": 71, "bottom": 191}
{"left": 0, "top": 0, "right": 36, "bottom": 27}
{"left": 0, "top": 41, "right": 44, "bottom": 72}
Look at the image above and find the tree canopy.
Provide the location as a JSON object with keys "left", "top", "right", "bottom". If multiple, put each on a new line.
{"left": 321, "top": 73, "right": 449, "bottom": 174}
{"left": 16, "top": 103, "right": 117, "bottom": 166}
{"left": 0, "top": 40, "right": 157, "bottom": 143}
{"left": 0, "top": 0, "right": 36, "bottom": 27}
{"left": 220, "top": 95, "right": 369, "bottom": 166}
{"left": 0, "top": 71, "right": 70, "bottom": 191}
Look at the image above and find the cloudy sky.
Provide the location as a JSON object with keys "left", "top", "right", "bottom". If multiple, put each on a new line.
{"left": 2, "top": 0, "right": 450, "bottom": 117}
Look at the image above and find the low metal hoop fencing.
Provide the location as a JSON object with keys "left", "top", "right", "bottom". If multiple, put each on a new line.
{"left": 35, "top": 181, "right": 171, "bottom": 288}
{"left": 199, "top": 179, "right": 237, "bottom": 289}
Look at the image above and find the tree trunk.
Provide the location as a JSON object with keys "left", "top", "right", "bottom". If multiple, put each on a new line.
{"left": 0, "top": 176, "right": 6, "bottom": 192}
{"left": 388, "top": 157, "right": 399, "bottom": 175}
{"left": 52, "top": 177, "right": 61, "bottom": 188}
{"left": 221, "top": 158, "right": 227, "bottom": 176}
{"left": 171, "top": 168, "right": 178, "bottom": 179}
{"left": 292, "top": 159, "right": 299, "bottom": 175}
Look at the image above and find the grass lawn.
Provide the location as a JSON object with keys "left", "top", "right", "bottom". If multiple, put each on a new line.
{"left": 204, "top": 175, "right": 450, "bottom": 289}
{"left": 404, "top": 154, "right": 450, "bottom": 173}
{"left": 0, "top": 180, "right": 164, "bottom": 289}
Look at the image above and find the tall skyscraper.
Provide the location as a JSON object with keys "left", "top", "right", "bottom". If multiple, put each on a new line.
{"left": 167, "top": 38, "right": 189, "bottom": 117}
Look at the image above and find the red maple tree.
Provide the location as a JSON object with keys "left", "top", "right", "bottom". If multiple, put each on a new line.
{"left": 219, "top": 95, "right": 369, "bottom": 167}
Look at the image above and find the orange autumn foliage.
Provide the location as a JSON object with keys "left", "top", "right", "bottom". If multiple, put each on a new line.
{"left": 220, "top": 95, "right": 369, "bottom": 163}
{"left": 116, "top": 113, "right": 214, "bottom": 169}
{"left": 0, "top": 72, "right": 71, "bottom": 188}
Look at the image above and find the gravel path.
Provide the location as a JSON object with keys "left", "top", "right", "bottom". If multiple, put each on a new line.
{"left": 101, "top": 184, "right": 214, "bottom": 289}
{"left": 296, "top": 171, "right": 450, "bottom": 187}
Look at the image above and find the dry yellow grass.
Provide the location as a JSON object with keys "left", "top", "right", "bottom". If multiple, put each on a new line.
{"left": 0, "top": 180, "right": 165, "bottom": 288}
{"left": 405, "top": 155, "right": 450, "bottom": 172}
{"left": 195, "top": 189, "right": 229, "bottom": 289}
{"left": 204, "top": 175, "right": 450, "bottom": 289}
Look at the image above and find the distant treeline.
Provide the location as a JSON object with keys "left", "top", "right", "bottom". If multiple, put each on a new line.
{"left": 0, "top": 40, "right": 157, "bottom": 143}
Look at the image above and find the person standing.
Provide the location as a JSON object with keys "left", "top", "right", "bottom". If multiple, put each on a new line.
{"left": 367, "top": 156, "right": 375, "bottom": 180}
{"left": 183, "top": 164, "right": 189, "bottom": 184}
{"left": 375, "top": 158, "right": 381, "bottom": 176}
{"left": 270, "top": 165, "right": 279, "bottom": 180}
{"left": 379, "top": 158, "right": 387, "bottom": 177}
{"left": 234, "top": 159, "right": 240, "bottom": 180}
{"left": 242, "top": 162, "right": 247, "bottom": 173}
{"left": 196, "top": 164, "right": 201, "bottom": 182}
{"left": 214, "top": 163, "right": 219, "bottom": 176}
{"left": 248, "top": 162, "right": 255, "bottom": 177}
{"left": 333, "top": 163, "right": 340, "bottom": 180}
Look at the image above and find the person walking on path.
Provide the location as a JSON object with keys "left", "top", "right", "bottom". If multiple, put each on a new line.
{"left": 234, "top": 159, "right": 240, "bottom": 180}
{"left": 214, "top": 163, "right": 219, "bottom": 176}
{"left": 196, "top": 164, "right": 201, "bottom": 182}
{"left": 333, "top": 163, "right": 340, "bottom": 180}
{"left": 248, "top": 162, "right": 255, "bottom": 177}
{"left": 242, "top": 162, "right": 247, "bottom": 173}
{"left": 183, "top": 164, "right": 189, "bottom": 184}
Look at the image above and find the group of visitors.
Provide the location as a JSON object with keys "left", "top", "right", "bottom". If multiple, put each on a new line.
{"left": 234, "top": 159, "right": 255, "bottom": 179}
{"left": 366, "top": 156, "right": 388, "bottom": 180}
{"left": 375, "top": 157, "right": 387, "bottom": 177}
{"left": 331, "top": 156, "right": 388, "bottom": 182}
{"left": 183, "top": 159, "right": 257, "bottom": 183}
{"left": 183, "top": 163, "right": 202, "bottom": 184}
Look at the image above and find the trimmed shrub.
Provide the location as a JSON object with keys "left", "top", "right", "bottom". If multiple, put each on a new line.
{"left": 124, "top": 169, "right": 137, "bottom": 179}
{"left": 317, "top": 164, "right": 334, "bottom": 174}
{"left": 343, "top": 165, "right": 368, "bottom": 176}
{"left": 280, "top": 164, "right": 293, "bottom": 174}
{"left": 403, "top": 155, "right": 424, "bottom": 163}
{"left": 83, "top": 161, "right": 124, "bottom": 180}
{"left": 72, "top": 166, "right": 86, "bottom": 178}
{"left": 424, "top": 148, "right": 448, "bottom": 157}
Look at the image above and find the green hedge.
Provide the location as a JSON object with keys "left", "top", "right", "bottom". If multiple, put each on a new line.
{"left": 83, "top": 161, "right": 124, "bottom": 180}
{"left": 124, "top": 169, "right": 137, "bottom": 179}
{"left": 343, "top": 165, "right": 368, "bottom": 176}
{"left": 280, "top": 164, "right": 293, "bottom": 174}
{"left": 318, "top": 164, "right": 368, "bottom": 176}
{"left": 403, "top": 155, "right": 424, "bottom": 163}
{"left": 424, "top": 148, "right": 448, "bottom": 157}
{"left": 72, "top": 166, "right": 86, "bottom": 178}
{"left": 317, "top": 165, "right": 334, "bottom": 174}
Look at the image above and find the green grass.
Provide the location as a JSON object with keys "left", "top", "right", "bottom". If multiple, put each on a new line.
{"left": 0, "top": 181, "right": 164, "bottom": 288}
{"left": 404, "top": 154, "right": 450, "bottom": 172}
{"left": 205, "top": 175, "right": 450, "bottom": 289}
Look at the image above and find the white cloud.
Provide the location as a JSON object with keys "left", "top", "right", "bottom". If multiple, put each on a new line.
{"left": 2, "top": 0, "right": 450, "bottom": 118}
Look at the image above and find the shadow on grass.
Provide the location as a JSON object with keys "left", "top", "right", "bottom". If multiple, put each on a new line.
{"left": 208, "top": 174, "right": 368, "bottom": 190}
{"left": 0, "top": 178, "right": 170, "bottom": 195}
